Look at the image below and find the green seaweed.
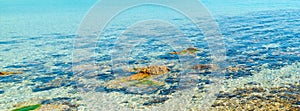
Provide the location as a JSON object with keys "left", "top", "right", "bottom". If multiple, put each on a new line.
{"left": 180, "top": 50, "right": 187, "bottom": 54}
{"left": 12, "top": 104, "right": 41, "bottom": 111}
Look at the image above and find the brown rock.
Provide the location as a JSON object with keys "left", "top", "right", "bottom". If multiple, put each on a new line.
{"left": 169, "top": 52, "right": 180, "bottom": 54}
{"left": 169, "top": 47, "right": 199, "bottom": 55}
{"left": 106, "top": 66, "right": 170, "bottom": 88}
{"left": 226, "top": 66, "right": 240, "bottom": 72}
{"left": 0, "top": 71, "right": 22, "bottom": 76}
{"left": 128, "top": 73, "right": 151, "bottom": 80}
{"left": 193, "top": 64, "right": 219, "bottom": 70}
{"left": 132, "top": 66, "right": 170, "bottom": 75}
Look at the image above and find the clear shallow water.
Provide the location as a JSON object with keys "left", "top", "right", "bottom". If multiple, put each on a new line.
{"left": 0, "top": 0, "right": 300, "bottom": 110}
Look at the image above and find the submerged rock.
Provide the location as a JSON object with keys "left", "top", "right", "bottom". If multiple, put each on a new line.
{"left": 192, "top": 64, "right": 220, "bottom": 74}
{"left": 130, "top": 79, "right": 164, "bottom": 87}
{"left": 108, "top": 65, "right": 170, "bottom": 86}
{"left": 128, "top": 73, "right": 151, "bottom": 81}
{"left": 130, "top": 66, "right": 170, "bottom": 75}
{"left": 226, "top": 66, "right": 241, "bottom": 72}
{"left": 169, "top": 47, "right": 200, "bottom": 55}
{"left": 105, "top": 78, "right": 165, "bottom": 95}
{"left": 193, "top": 64, "right": 219, "bottom": 70}
{"left": 0, "top": 71, "right": 22, "bottom": 76}
{"left": 104, "top": 66, "right": 170, "bottom": 94}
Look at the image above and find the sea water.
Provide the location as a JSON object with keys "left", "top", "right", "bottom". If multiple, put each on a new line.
{"left": 0, "top": 0, "right": 300, "bottom": 110}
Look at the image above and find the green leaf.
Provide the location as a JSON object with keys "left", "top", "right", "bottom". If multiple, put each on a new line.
{"left": 180, "top": 50, "right": 187, "bottom": 54}
{"left": 12, "top": 104, "right": 41, "bottom": 111}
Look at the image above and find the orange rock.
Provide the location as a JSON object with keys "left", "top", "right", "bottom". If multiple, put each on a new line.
{"left": 128, "top": 73, "right": 151, "bottom": 80}
{"left": 106, "top": 73, "right": 152, "bottom": 88}
{"left": 107, "top": 66, "right": 170, "bottom": 88}
{"left": 133, "top": 66, "right": 170, "bottom": 75}
{"left": 0, "top": 71, "right": 22, "bottom": 76}
{"left": 169, "top": 52, "right": 180, "bottom": 54}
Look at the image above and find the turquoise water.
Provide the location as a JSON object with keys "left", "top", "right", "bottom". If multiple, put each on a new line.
{"left": 1, "top": 0, "right": 300, "bottom": 110}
